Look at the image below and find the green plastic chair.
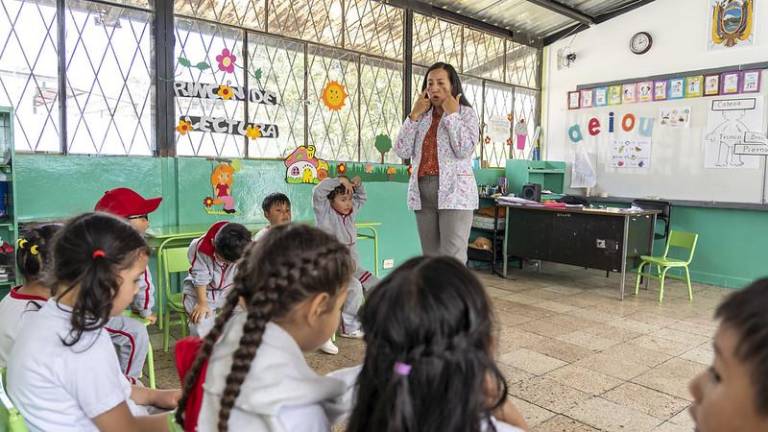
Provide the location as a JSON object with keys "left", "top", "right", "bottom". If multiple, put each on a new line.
{"left": 1, "top": 367, "right": 29, "bottom": 432}
{"left": 121, "top": 311, "right": 156, "bottom": 389}
{"left": 634, "top": 230, "right": 699, "bottom": 303}
{"left": 162, "top": 247, "right": 191, "bottom": 352}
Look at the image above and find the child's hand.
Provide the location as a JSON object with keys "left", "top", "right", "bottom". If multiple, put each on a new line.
{"left": 339, "top": 177, "right": 354, "bottom": 194}
{"left": 144, "top": 314, "right": 157, "bottom": 325}
{"left": 190, "top": 302, "right": 211, "bottom": 324}
{"left": 351, "top": 176, "right": 362, "bottom": 188}
{"left": 151, "top": 389, "right": 182, "bottom": 410}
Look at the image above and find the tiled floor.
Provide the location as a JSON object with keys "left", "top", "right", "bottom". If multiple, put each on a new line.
{"left": 151, "top": 263, "right": 727, "bottom": 431}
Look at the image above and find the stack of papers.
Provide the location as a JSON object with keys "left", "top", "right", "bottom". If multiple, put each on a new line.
{"left": 496, "top": 196, "right": 543, "bottom": 206}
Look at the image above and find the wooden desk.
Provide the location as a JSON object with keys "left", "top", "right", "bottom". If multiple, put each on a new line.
{"left": 499, "top": 204, "right": 659, "bottom": 300}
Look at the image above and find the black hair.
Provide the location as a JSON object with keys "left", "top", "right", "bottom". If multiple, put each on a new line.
{"left": 48, "top": 212, "right": 149, "bottom": 347}
{"left": 261, "top": 193, "right": 291, "bottom": 213}
{"left": 16, "top": 223, "right": 62, "bottom": 282}
{"left": 327, "top": 176, "right": 350, "bottom": 202}
{"left": 346, "top": 256, "right": 507, "bottom": 432}
{"left": 176, "top": 224, "right": 354, "bottom": 431}
{"left": 421, "top": 62, "right": 472, "bottom": 107}
{"left": 715, "top": 278, "right": 768, "bottom": 416}
{"left": 214, "top": 223, "right": 252, "bottom": 262}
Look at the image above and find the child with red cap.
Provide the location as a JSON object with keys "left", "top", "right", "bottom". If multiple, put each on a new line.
{"left": 94, "top": 187, "right": 162, "bottom": 382}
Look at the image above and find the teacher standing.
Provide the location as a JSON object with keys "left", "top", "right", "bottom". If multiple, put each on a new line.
{"left": 395, "top": 62, "right": 479, "bottom": 264}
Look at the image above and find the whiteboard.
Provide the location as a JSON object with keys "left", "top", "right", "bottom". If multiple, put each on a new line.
{"left": 565, "top": 71, "right": 768, "bottom": 204}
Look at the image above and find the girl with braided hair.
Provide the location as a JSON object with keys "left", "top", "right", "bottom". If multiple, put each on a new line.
{"left": 0, "top": 223, "right": 61, "bottom": 368}
{"left": 176, "top": 223, "right": 359, "bottom": 432}
{"left": 347, "top": 256, "right": 529, "bottom": 432}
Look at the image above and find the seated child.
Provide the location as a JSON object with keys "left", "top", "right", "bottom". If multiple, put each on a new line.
{"left": 182, "top": 222, "right": 251, "bottom": 337}
{"left": 688, "top": 278, "right": 768, "bottom": 432}
{"left": 313, "top": 176, "right": 378, "bottom": 342}
{"left": 175, "top": 224, "right": 359, "bottom": 431}
{"left": 253, "top": 192, "right": 292, "bottom": 242}
{"left": 7, "top": 212, "right": 180, "bottom": 432}
{"left": 346, "top": 256, "right": 528, "bottom": 432}
{"left": 95, "top": 187, "right": 162, "bottom": 381}
{"left": 0, "top": 223, "right": 61, "bottom": 368}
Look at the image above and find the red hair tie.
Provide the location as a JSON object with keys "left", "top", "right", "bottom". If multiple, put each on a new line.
{"left": 92, "top": 249, "right": 106, "bottom": 260}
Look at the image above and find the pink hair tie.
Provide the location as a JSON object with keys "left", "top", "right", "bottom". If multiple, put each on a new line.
{"left": 393, "top": 361, "right": 412, "bottom": 376}
{"left": 92, "top": 249, "right": 106, "bottom": 260}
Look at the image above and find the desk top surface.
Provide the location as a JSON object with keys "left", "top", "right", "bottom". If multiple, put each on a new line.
{"left": 147, "top": 221, "right": 381, "bottom": 239}
{"left": 498, "top": 204, "right": 660, "bottom": 217}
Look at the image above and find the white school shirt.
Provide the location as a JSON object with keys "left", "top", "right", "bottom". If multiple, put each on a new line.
{"left": 6, "top": 299, "right": 137, "bottom": 432}
{"left": 198, "top": 315, "right": 360, "bottom": 432}
{"left": 0, "top": 286, "right": 46, "bottom": 369}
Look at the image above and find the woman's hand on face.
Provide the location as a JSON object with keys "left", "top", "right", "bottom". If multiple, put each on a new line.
{"left": 442, "top": 93, "right": 461, "bottom": 115}
{"left": 409, "top": 90, "right": 431, "bottom": 121}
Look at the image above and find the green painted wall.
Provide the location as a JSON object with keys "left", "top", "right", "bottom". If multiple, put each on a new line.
{"left": 14, "top": 155, "right": 767, "bottom": 288}
{"left": 15, "top": 154, "right": 421, "bottom": 277}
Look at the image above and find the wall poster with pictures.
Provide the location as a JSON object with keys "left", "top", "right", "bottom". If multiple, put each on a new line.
{"left": 685, "top": 76, "right": 703, "bottom": 97}
{"left": 653, "top": 80, "right": 668, "bottom": 100}
{"left": 568, "top": 91, "right": 580, "bottom": 109}
{"left": 594, "top": 87, "right": 608, "bottom": 106}
{"left": 721, "top": 71, "right": 740, "bottom": 94}
{"left": 608, "top": 85, "right": 622, "bottom": 105}
{"left": 637, "top": 81, "right": 653, "bottom": 102}
{"left": 580, "top": 89, "right": 594, "bottom": 108}
{"left": 704, "top": 74, "right": 720, "bottom": 96}
{"left": 741, "top": 70, "right": 761, "bottom": 93}
{"left": 622, "top": 83, "right": 636, "bottom": 103}
{"left": 669, "top": 78, "right": 685, "bottom": 99}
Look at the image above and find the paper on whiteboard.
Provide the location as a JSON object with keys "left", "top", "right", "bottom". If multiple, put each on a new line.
{"left": 571, "top": 144, "right": 597, "bottom": 188}
{"left": 735, "top": 131, "right": 768, "bottom": 155}
{"left": 658, "top": 107, "right": 691, "bottom": 127}
{"left": 704, "top": 97, "right": 764, "bottom": 169}
{"left": 611, "top": 138, "right": 651, "bottom": 168}
{"left": 486, "top": 117, "right": 511, "bottom": 142}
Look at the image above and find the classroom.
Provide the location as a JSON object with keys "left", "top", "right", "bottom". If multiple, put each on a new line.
{"left": 0, "top": 0, "right": 766, "bottom": 431}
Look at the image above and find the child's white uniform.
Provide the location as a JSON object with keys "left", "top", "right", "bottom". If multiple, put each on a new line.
{"left": 104, "top": 266, "right": 153, "bottom": 381}
{"left": 182, "top": 222, "right": 238, "bottom": 337}
{"left": 0, "top": 286, "right": 46, "bottom": 368}
{"left": 7, "top": 299, "right": 147, "bottom": 432}
{"left": 312, "top": 178, "right": 379, "bottom": 334}
{"left": 197, "top": 314, "right": 359, "bottom": 432}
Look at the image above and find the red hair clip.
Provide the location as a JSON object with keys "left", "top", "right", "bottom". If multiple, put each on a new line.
{"left": 92, "top": 249, "right": 106, "bottom": 260}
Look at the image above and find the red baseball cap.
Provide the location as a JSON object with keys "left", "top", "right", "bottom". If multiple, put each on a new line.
{"left": 94, "top": 188, "right": 162, "bottom": 218}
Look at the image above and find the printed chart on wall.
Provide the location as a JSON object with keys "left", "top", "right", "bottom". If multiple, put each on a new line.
{"left": 704, "top": 97, "right": 764, "bottom": 169}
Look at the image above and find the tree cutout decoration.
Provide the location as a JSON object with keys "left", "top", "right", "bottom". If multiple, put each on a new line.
{"left": 374, "top": 134, "right": 392, "bottom": 163}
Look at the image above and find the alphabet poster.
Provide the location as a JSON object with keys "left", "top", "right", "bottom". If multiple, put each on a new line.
{"left": 704, "top": 97, "right": 764, "bottom": 169}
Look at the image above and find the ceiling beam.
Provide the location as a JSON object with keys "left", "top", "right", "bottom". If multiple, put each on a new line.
{"left": 542, "top": 0, "right": 657, "bottom": 46}
{"left": 524, "top": 0, "right": 594, "bottom": 25}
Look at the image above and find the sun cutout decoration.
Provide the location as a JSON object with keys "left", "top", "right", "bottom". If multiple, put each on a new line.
{"left": 321, "top": 81, "right": 348, "bottom": 111}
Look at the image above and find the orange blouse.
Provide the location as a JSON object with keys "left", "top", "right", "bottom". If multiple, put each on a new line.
{"left": 418, "top": 110, "right": 441, "bottom": 177}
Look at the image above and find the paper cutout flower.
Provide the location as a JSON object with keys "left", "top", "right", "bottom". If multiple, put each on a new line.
{"left": 506, "top": 138, "right": 513, "bottom": 146}
{"left": 245, "top": 125, "right": 262, "bottom": 140}
{"left": 337, "top": 163, "right": 347, "bottom": 175}
{"left": 203, "top": 197, "right": 214, "bottom": 207}
{"left": 176, "top": 119, "right": 192, "bottom": 135}
{"left": 321, "top": 81, "right": 348, "bottom": 111}
{"left": 216, "top": 48, "right": 237, "bottom": 74}
{"left": 364, "top": 164, "right": 374, "bottom": 174}
{"left": 217, "top": 85, "right": 234, "bottom": 100}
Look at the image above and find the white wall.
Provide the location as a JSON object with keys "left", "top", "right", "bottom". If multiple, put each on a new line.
{"left": 543, "top": 0, "right": 768, "bottom": 166}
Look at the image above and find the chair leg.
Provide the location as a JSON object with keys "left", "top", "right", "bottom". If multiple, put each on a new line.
{"left": 684, "top": 266, "right": 693, "bottom": 301}
{"left": 634, "top": 261, "right": 647, "bottom": 296}
{"left": 163, "top": 310, "right": 171, "bottom": 353}
{"left": 146, "top": 339, "right": 156, "bottom": 389}
{"left": 658, "top": 267, "right": 670, "bottom": 303}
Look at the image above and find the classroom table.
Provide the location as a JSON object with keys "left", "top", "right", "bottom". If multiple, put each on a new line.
{"left": 146, "top": 221, "right": 381, "bottom": 327}
{"left": 499, "top": 204, "right": 659, "bottom": 300}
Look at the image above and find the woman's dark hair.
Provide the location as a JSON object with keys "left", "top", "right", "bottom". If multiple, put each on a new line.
{"left": 327, "top": 176, "right": 350, "bottom": 202}
{"left": 48, "top": 212, "right": 149, "bottom": 347}
{"left": 261, "top": 192, "right": 291, "bottom": 213}
{"left": 715, "top": 278, "right": 768, "bottom": 416}
{"left": 176, "top": 223, "right": 354, "bottom": 431}
{"left": 16, "top": 223, "right": 62, "bottom": 282}
{"left": 346, "top": 256, "right": 507, "bottom": 432}
{"left": 214, "top": 223, "right": 252, "bottom": 262}
{"left": 421, "top": 62, "right": 472, "bottom": 107}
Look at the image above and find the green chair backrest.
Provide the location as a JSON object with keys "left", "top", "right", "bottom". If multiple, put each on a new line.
{"left": 663, "top": 230, "right": 699, "bottom": 264}
{"left": 162, "top": 247, "right": 191, "bottom": 299}
{"left": 1, "top": 367, "right": 30, "bottom": 432}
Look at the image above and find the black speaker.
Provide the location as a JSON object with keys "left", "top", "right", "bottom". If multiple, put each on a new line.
{"left": 521, "top": 183, "right": 542, "bottom": 202}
